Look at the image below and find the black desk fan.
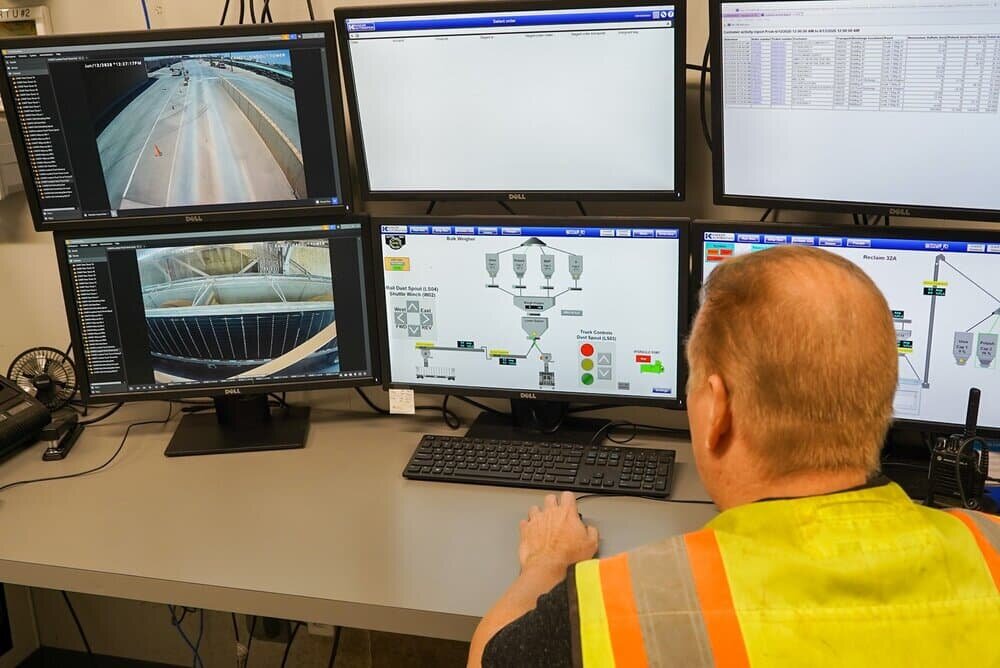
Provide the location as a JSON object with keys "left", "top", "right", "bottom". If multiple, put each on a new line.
{"left": 6, "top": 347, "right": 77, "bottom": 411}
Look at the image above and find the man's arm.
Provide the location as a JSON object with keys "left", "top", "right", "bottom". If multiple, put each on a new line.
{"left": 468, "top": 492, "right": 598, "bottom": 668}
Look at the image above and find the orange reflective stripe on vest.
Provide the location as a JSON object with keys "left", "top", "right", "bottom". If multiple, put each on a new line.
{"left": 574, "top": 555, "right": 649, "bottom": 667}
{"left": 947, "top": 508, "right": 1000, "bottom": 588}
{"left": 684, "top": 530, "right": 751, "bottom": 668}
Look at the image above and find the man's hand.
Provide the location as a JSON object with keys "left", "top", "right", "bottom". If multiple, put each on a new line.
{"left": 519, "top": 491, "right": 599, "bottom": 576}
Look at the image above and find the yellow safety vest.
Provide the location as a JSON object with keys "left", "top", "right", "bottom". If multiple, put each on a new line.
{"left": 571, "top": 482, "right": 1000, "bottom": 667}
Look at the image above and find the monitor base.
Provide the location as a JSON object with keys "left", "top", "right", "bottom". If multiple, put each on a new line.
{"left": 465, "top": 400, "right": 610, "bottom": 445}
{"left": 164, "top": 395, "right": 309, "bottom": 457}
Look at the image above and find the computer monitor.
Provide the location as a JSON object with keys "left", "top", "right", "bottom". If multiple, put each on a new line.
{"left": 0, "top": 22, "right": 352, "bottom": 231}
{"left": 711, "top": 0, "right": 1000, "bottom": 222}
{"left": 693, "top": 221, "right": 1000, "bottom": 433}
{"left": 374, "top": 216, "right": 688, "bottom": 441}
{"left": 55, "top": 219, "right": 379, "bottom": 455}
{"left": 336, "top": 1, "right": 685, "bottom": 202}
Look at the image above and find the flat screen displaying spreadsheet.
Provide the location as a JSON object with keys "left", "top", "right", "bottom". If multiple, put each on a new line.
{"left": 712, "top": 0, "right": 1000, "bottom": 221}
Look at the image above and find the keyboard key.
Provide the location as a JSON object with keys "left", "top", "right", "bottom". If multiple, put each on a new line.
{"left": 455, "top": 469, "right": 520, "bottom": 481}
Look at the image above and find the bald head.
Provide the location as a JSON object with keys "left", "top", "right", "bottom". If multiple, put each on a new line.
{"left": 687, "top": 245, "right": 898, "bottom": 476}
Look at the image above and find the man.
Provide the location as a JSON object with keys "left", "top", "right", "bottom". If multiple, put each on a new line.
{"left": 469, "top": 245, "right": 1000, "bottom": 668}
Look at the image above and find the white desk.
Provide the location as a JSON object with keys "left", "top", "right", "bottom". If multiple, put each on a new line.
{"left": 0, "top": 403, "right": 716, "bottom": 641}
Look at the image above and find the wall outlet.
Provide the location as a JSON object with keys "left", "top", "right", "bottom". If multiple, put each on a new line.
{"left": 307, "top": 622, "right": 336, "bottom": 637}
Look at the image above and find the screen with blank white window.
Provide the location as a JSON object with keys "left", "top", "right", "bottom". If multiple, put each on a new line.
{"left": 342, "top": 5, "right": 680, "bottom": 195}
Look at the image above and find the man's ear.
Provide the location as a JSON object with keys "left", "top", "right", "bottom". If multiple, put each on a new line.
{"left": 705, "top": 373, "right": 732, "bottom": 454}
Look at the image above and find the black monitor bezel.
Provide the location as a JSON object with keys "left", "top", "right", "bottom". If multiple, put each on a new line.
{"left": 53, "top": 215, "right": 382, "bottom": 404}
{"left": 335, "top": 0, "right": 686, "bottom": 203}
{"left": 709, "top": 0, "right": 1000, "bottom": 224}
{"left": 691, "top": 219, "right": 1000, "bottom": 435}
{"left": 0, "top": 21, "right": 355, "bottom": 232}
{"left": 371, "top": 215, "right": 690, "bottom": 408}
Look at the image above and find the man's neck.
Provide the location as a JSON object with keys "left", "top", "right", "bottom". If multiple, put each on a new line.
{"left": 718, "top": 468, "right": 871, "bottom": 511}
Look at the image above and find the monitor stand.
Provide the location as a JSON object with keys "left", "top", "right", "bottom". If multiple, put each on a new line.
{"left": 164, "top": 394, "right": 310, "bottom": 457}
{"left": 464, "top": 399, "right": 610, "bottom": 446}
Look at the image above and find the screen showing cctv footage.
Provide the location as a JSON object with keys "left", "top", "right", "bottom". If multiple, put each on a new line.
{"left": 61, "top": 223, "right": 374, "bottom": 398}
{"left": 1, "top": 28, "right": 347, "bottom": 227}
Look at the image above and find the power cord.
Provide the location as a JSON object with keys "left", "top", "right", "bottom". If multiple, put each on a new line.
{"left": 280, "top": 622, "right": 303, "bottom": 667}
{"left": 247, "top": 615, "right": 258, "bottom": 665}
{"left": 167, "top": 606, "right": 205, "bottom": 668}
{"left": 140, "top": 0, "right": 151, "bottom": 29}
{"left": 306, "top": 0, "right": 315, "bottom": 21}
{"left": 0, "top": 404, "right": 173, "bottom": 495}
{"left": 589, "top": 420, "right": 690, "bottom": 447}
{"left": 220, "top": 0, "right": 230, "bottom": 24}
{"left": 79, "top": 403, "right": 124, "bottom": 426}
{"left": 61, "top": 591, "right": 97, "bottom": 667}
{"left": 450, "top": 395, "right": 508, "bottom": 416}
{"left": 354, "top": 387, "right": 461, "bottom": 429}
{"left": 699, "top": 39, "right": 712, "bottom": 151}
{"left": 575, "top": 493, "right": 714, "bottom": 506}
{"left": 328, "top": 626, "right": 342, "bottom": 667}
{"left": 566, "top": 404, "right": 616, "bottom": 415}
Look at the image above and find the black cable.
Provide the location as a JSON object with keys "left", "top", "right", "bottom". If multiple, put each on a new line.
{"left": 270, "top": 392, "right": 289, "bottom": 408}
{"left": 220, "top": 0, "right": 230, "bottom": 24}
{"left": 699, "top": 39, "right": 712, "bottom": 151}
{"left": 441, "top": 395, "right": 461, "bottom": 430}
{"left": 306, "top": 0, "right": 315, "bottom": 21}
{"left": 685, "top": 63, "right": 709, "bottom": 72}
{"left": 239, "top": 0, "right": 245, "bottom": 24}
{"left": 0, "top": 404, "right": 173, "bottom": 495}
{"left": 451, "top": 395, "right": 507, "bottom": 416}
{"left": 193, "top": 610, "right": 205, "bottom": 668}
{"left": 167, "top": 605, "right": 204, "bottom": 668}
{"left": 61, "top": 591, "right": 96, "bottom": 666}
{"left": 249, "top": 0, "right": 257, "bottom": 23}
{"left": 575, "top": 493, "right": 714, "bottom": 505}
{"left": 589, "top": 420, "right": 690, "bottom": 447}
{"left": 327, "top": 627, "right": 342, "bottom": 668}
{"left": 231, "top": 612, "right": 240, "bottom": 641}
{"left": 79, "top": 403, "right": 124, "bottom": 426}
{"left": 576, "top": 201, "right": 587, "bottom": 216}
{"left": 354, "top": 387, "right": 462, "bottom": 428}
{"left": 281, "top": 622, "right": 302, "bottom": 667}
{"left": 247, "top": 616, "right": 258, "bottom": 664}
{"left": 954, "top": 436, "right": 982, "bottom": 508}
{"left": 355, "top": 387, "right": 389, "bottom": 415}
{"left": 262, "top": 0, "right": 272, "bottom": 22}
{"left": 425, "top": 200, "right": 436, "bottom": 215}
{"left": 566, "top": 404, "right": 615, "bottom": 415}
{"left": 497, "top": 200, "right": 515, "bottom": 215}
{"left": 880, "top": 462, "right": 930, "bottom": 472}
{"left": 759, "top": 208, "right": 772, "bottom": 222}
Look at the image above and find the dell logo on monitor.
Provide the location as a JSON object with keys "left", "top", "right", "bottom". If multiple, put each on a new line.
{"left": 224, "top": 388, "right": 242, "bottom": 395}
{"left": 508, "top": 193, "right": 527, "bottom": 201}
{"left": 185, "top": 215, "right": 204, "bottom": 223}
{"left": 520, "top": 392, "right": 537, "bottom": 399}
{"left": 888, "top": 208, "right": 912, "bottom": 216}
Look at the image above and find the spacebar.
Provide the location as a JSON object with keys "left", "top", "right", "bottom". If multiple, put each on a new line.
{"left": 453, "top": 470, "right": 522, "bottom": 481}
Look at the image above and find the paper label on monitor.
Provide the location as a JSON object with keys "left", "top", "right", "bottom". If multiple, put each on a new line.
{"left": 389, "top": 389, "right": 416, "bottom": 415}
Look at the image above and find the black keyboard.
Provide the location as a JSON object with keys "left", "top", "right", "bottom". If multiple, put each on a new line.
{"left": 403, "top": 434, "right": 676, "bottom": 498}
